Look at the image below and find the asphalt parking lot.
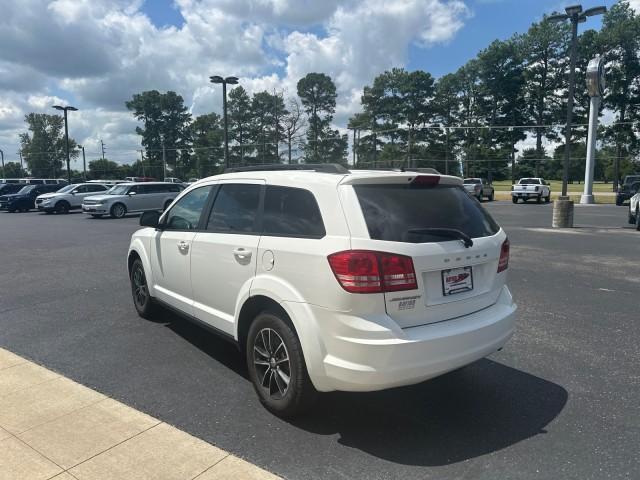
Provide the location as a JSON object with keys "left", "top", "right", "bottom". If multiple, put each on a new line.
{"left": 1, "top": 203, "right": 638, "bottom": 480}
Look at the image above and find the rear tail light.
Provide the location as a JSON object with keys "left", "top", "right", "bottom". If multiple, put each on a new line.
{"left": 497, "top": 238, "right": 510, "bottom": 273}
{"left": 327, "top": 250, "right": 417, "bottom": 294}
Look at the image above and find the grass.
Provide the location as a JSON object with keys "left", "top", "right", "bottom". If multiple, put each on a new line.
{"left": 492, "top": 180, "right": 616, "bottom": 193}
{"left": 492, "top": 191, "right": 615, "bottom": 204}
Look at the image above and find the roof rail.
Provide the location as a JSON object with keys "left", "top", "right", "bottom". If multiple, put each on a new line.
{"left": 224, "top": 163, "right": 350, "bottom": 174}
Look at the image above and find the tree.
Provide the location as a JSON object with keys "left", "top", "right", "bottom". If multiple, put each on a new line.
{"left": 522, "top": 17, "right": 570, "bottom": 176}
{"left": 297, "top": 73, "right": 346, "bottom": 163}
{"left": 432, "top": 73, "right": 463, "bottom": 175}
{"left": 227, "top": 86, "right": 253, "bottom": 165}
{"left": 250, "top": 91, "right": 286, "bottom": 164}
{"left": 191, "top": 113, "right": 223, "bottom": 177}
{"left": 19, "top": 113, "right": 78, "bottom": 178}
{"left": 88, "top": 159, "right": 120, "bottom": 179}
{"left": 2, "top": 162, "right": 22, "bottom": 178}
{"left": 126, "top": 90, "right": 192, "bottom": 179}
{"left": 281, "top": 97, "right": 306, "bottom": 164}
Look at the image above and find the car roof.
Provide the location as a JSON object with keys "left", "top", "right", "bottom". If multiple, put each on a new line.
{"left": 193, "top": 169, "right": 462, "bottom": 188}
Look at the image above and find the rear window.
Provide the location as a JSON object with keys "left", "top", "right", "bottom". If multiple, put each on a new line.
{"left": 519, "top": 178, "right": 540, "bottom": 185}
{"left": 263, "top": 186, "right": 325, "bottom": 238}
{"left": 354, "top": 184, "right": 500, "bottom": 243}
{"left": 463, "top": 178, "right": 481, "bottom": 184}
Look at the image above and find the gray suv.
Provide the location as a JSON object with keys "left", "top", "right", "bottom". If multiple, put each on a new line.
{"left": 82, "top": 182, "right": 183, "bottom": 218}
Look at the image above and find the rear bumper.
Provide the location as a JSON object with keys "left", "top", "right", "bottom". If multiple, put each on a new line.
{"left": 295, "top": 286, "right": 516, "bottom": 392}
{"left": 512, "top": 191, "right": 540, "bottom": 197}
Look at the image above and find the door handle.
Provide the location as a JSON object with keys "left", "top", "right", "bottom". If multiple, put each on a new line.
{"left": 177, "top": 241, "right": 190, "bottom": 253}
{"left": 233, "top": 248, "right": 252, "bottom": 261}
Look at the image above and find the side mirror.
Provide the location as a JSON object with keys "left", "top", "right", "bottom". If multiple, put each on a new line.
{"left": 128, "top": 191, "right": 137, "bottom": 196}
{"left": 140, "top": 210, "right": 160, "bottom": 228}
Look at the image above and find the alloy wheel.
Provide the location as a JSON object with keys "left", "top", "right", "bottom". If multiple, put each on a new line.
{"left": 132, "top": 265, "right": 148, "bottom": 308}
{"left": 253, "top": 328, "right": 291, "bottom": 400}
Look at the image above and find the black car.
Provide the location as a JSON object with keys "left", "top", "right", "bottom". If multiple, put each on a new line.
{"left": 616, "top": 175, "right": 640, "bottom": 206}
{"left": 0, "top": 184, "right": 62, "bottom": 212}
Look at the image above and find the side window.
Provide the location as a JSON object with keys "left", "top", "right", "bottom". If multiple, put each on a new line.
{"left": 135, "top": 185, "right": 149, "bottom": 194}
{"left": 263, "top": 186, "right": 325, "bottom": 238}
{"left": 206, "top": 184, "right": 261, "bottom": 234}
{"left": 74, "top": 185, "right": 88, "bottom": 194}
{"left": 164, "top": 186, "right": 213, "bottom": 231}
{"left": 90, "top": 185, "right": 107, "bottom": 192}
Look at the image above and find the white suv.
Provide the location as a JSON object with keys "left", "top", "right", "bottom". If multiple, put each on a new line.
{"left": 35, "top": 183, "right": 110, "bottom": 214}
{"left": 127, "top": 166, "right": 516, "bottom": 416}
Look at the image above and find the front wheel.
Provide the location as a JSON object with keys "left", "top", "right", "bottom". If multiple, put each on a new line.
{"left": 536, "top": 195, "right": 542, "bottom": 204}
{"left": 55, "top": 201, "right": 70, "bottom": 214}
{"left": 110, "top": 203, "right": 127, "bottom": 219}
{"left": 130, "top": 258, "right": 155, "bottom": 318}
{"left": 246, "top": 311, "right": 317, "bottom": 417}
{"left": 488, "top": 191, "right": 494, "bottom": 202}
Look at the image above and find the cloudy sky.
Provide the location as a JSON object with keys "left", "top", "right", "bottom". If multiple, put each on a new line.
{"left": 0, "top": 0, "right": 625, "bottom": 168}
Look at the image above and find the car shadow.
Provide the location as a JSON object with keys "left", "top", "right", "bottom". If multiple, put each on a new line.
{"left": 148, "top": 308, "right": 567, "bottom": 467}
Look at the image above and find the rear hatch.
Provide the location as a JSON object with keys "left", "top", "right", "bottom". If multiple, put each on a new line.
{"left": 341, "top": 174, "right": 507, "bottom": 329}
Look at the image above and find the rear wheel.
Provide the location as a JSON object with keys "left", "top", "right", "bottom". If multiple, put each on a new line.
{"left": 246, "top": 311, "right": 317, "bottom": 417}
{"left": 511, "top": 196, "right": 518, "bottom": 204}
{"left": 110, "top": 203, "right": 127, "bottom": 219}
{"left": 636, "top": 207, "right": 640, "bottom": 231}
{"left": 130, "top": 258, "right": 155, "bottom": 318}
{"left": 536, "top": 194, "right": 542, "bottom": 204}
{"left": 488, "top": 191, "right": 494, "bottom": 202}
{"left": 545, "top": 194, "right": 551, "bottom": 203}
{"left": 55, "top": 201, "right": 70, "bottom": 214}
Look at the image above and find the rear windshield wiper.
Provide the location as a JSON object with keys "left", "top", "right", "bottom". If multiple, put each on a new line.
{"left": 407, "top": 228, "right": 474, "bottom": 248}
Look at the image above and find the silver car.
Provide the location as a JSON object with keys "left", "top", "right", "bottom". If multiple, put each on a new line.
{"left": 463, "top": 178, "right": 494, "bottom": 202}
{"left": 82, "top": 182, "right": 183, "bottom": 219}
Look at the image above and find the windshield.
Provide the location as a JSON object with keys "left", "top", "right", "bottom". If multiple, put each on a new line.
{"left": 519, "top": 178, "right": 541, "bottom": 185}
{"left": 354, "top": 183, "right": 500, "bottom": 244}
{"left": 17, "top": 185, "right": 35, "bottom": 194}
{"left": 623, "top": 176, "right": 640, "bottom": 184}
{"left": 56, "top": 184, "right": 76, "bottom": 193}
{"left": 108, "top": 185, "right": 130, "bottom": 195}
{"left": 463, "top": 179, "right": 481, "bottom": 184}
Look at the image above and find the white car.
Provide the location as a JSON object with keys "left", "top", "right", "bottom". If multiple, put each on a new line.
{"left": 35, "top": 183, "right": 110, "bottom": 214}
{"left": 511, "top": 178, "right": 551, "bottom": 203}
{"left": 628, "top": 187, "right": 640, "bottom": 231}
{"left": 82, "top": 182, "right": 183, "bottom": 218}
{"left": 127, "top": 166, "right": 516, "bottom": 416}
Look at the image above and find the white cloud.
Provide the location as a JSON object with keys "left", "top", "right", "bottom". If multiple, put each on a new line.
{"left": 0, "top": 0, "right": 471, "bottom": 166}
{"left": 629, "top": 0, "right": 640, "bottom": 13}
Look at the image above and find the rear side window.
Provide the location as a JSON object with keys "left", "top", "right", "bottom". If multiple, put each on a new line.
{"left": 206, "top": 184, "right": 261, "bottom": 234}
{"left": 354, "top": 184, "right": 500, "bottom": 244}
{"left": 263, "top": 186, "right": 325, "bottom": 238}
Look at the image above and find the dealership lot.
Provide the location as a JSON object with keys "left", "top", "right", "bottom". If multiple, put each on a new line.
{"left": 0, "top": 204, "right": 638, "bottom": 480}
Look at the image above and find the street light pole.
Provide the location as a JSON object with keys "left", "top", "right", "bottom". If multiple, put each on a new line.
{"left": 548, "top": 5, "right": 607, "bottom": 198}
{"left": 0, "top": 149, "right": 4, "bottom": 178}
{"left": 209, "top": 75, "right": 239, "bottom": 170}
{"left": 52, "top": 105, "right": 78, "bottom": 183}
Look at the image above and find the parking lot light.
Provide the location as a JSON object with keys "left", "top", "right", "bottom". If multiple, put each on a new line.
{"left": 52, "top": 105, "right": 78, "bottom": 184}
{"left": 209, "top": 75, "right": 239, "bottom": 169}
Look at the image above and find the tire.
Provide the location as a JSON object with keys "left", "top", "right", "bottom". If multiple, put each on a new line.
{"left": 91, "top": 214, "right": 103, "bottom": 219}
{"left": 536, "top": 194, "right": 542, "bottom": 204}
{"left": 489, "top": 191, "right": 494, "bottom": 202}
{"left": 636, "top": 207, "right": 640, "bottom": 231}
{"left": 130, "top": 258, "right": 156, "bottom": 319}
{"left": 476, "top": 193, "right": 483, "bottom": 202}
{"left": 7, "top": 208, "right": 15, "bottom": 213}
{"left": 246, "top": 311, "right": 317, "bottom": 417}
{"left": 110, "top": 203, "right": 127, "bottom": 219}
{"left": 55, "top": 201, "right": 70, "bottom": 214}
{"left": 511, "top": 196, "right": 518, "bottom": 204}
{"left": 545, "top": 194, "right": 551, "bottom": 203}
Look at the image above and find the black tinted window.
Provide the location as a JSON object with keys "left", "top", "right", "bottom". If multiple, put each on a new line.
{"left": 165, "top": 186, "right": 213, "bottom": 230}
{"left": 263, "top": 186, "right": 325, "bottom": 238}
{"left": 88, "top": 185, "right": 107, "bottom": 192}
{"left": 206, "top": 184, "right": 261, "bottom": 233}
{"left": 354, "top": 183, "right": 500, "bottom": 244}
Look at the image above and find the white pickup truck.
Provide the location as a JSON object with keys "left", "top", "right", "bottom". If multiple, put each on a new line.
{"left": 511, "top": 178, "right": 551, "bottom": 204}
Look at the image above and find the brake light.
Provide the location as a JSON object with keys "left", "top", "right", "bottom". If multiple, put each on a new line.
{"left": 327, "top": 250, "right": 417, "bottom": 294}
{"left": 497, "top": 239, "right": 510, "bottom": 273}
{"left": 411, "top": 175, "right": 440, "bottom": 186}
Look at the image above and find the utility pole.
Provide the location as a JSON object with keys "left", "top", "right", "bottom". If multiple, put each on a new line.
{"left": 52, "top": 105, "right": 78, "bottom": 183}
{"left": 581, "top": 56, "right": 606, "bottom": 204}
{"left": 162, "top": 140, "right": 167, "bottom": 180}
{"left": 100, "top": 140, "right": 106, "bottom": 160}
{"left": 18, "top": 151, "right": 24, "bottom": 176}
{"left": 274, "top": 89, "right": 280, "bottom": 162}
{"left": 0, "top": 149, "right": 4, "bottom": 178}
{"left": 138, "top": 150, "right": 145, "bottom": 177}
{"left": 209, "top": 75, "right": 239, "bottom": 169}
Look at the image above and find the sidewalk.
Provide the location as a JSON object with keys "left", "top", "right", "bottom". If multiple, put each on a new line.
{"left": 0, "top": 348, "right": 279, "bottom": 480}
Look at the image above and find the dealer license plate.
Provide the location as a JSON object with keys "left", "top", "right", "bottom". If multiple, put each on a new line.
{"left": 442, "top": 266, "right": 473, "bottom": 296}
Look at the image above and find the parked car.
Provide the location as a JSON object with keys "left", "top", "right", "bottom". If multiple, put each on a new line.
{"left": 463, "top": 178, "right": 494, "bottom": 201}
{"left": 511, "top": 178, "right": 551, "bottom": 203}
{"left": 0, "top": 183, "right": 25, "bottom": 196}
{"left": 124, "top": 176, "right": 157, "bottom": 182}
{"left": 127, "top": 166, "right": 516, "bottom": 417}
{"left": 616, "top": 175, "right": 640, "bottom": 206}
{"left": 0, "top": 184, "right": 62, "bottom": 212}
{"left": 163, "top": 177, "right": 184, "bottom": 184}
{"left": 82, "top": 182, "right": 183, "bottom": 218}
{"left": 35, "top": 183, "right": 110, "bottom": 214}
{"left": 627, "top": 184, "right": 640, "bottom": 231}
